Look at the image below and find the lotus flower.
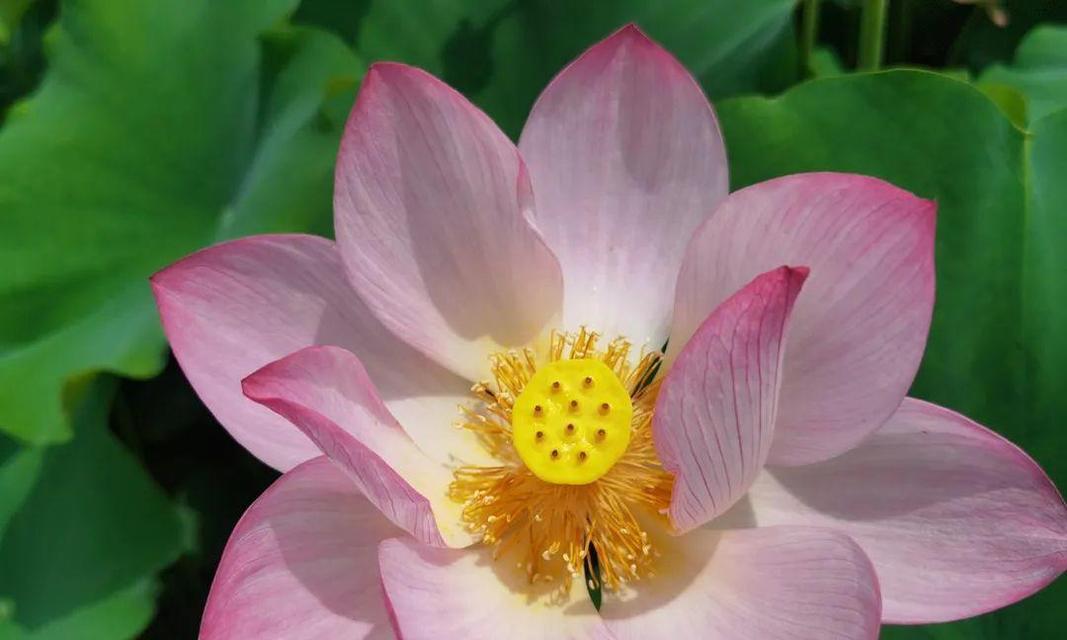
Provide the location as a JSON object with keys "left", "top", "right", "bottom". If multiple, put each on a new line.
{"left": 152, "top": 26, "right": 1066, "bottom": 640}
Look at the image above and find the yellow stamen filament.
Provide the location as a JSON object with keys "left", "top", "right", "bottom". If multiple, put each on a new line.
{"left": 449, "top": 328, "right": 672, "bottom": 594}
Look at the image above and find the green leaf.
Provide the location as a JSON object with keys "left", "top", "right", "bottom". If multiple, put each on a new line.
{"left": 0, "top": 0, "right": 363, "bottom": 443}
{"left": 0, "top": 0, "right": 52, "bottom": 119}
{"left": 981, "top": 25, "right": 1067, "bottom": 123}
{"left": 351, "top": 0, "right": 509, "bottom": 77}
{"left": 0, "top": 438, "right": 42, "bottom": 535}
{"left": 718, "top": 69, "right": 1067, "bottom": 637}
{"left": 349, "top": 0, "right": 799, "bottom": 137}
{"left": 218, "top": 26, "right": 364, "bottom": 240}
{"left": 0, "top": 380, "right": 182, "bottom": 637}
{"left": 1024, "top": 106, "right": 1067, "bottom": 483}
{"left": 810, "top": 47, "right": 846, "bottom": 78}
{"left": 18, "top": 579, "right": 159, "bottom": 640}
{"left": 978, "top": 81, "right": 1029, "bottom": 127}
{"left": 0, "top": 0, "right": 36, "bottom": 46}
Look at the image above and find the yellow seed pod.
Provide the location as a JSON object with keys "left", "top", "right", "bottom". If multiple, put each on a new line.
{"left": 511, "top": 358, "right": 633, "bottom": 485}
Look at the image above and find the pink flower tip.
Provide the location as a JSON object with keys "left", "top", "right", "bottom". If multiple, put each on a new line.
{"left": 603, "top": 22, "right": 661, "bottom": 51}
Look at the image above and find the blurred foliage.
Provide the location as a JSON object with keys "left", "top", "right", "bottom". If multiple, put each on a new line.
{"left": 951, "top": 0, "right": 1067, "bottom": 69}
{"left": 0, "top": 0, "right": 1064, "bottom": 637}
{"left": 0, "top": 0, "right": 53, "bottom": 119}
{"left": 980, "top": 25, "right": 1067, "bottom": 122}
{"left": 297, "top": 0, "right": 800, "bottom": 136}
{"left": 0, "top": 0, "right": 361, "bottom": 446}
{"left": 0, "top": 380, "right": 182, "bottom": 639}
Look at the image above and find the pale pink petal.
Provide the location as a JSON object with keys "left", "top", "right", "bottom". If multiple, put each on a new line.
{"left": 518, "top": 24, "right": 728, "bottom": 350}
{"left": 334, "top": 62, "right": 562, "bottom": 381}
{"left": 654, "top": 267, "right": 808, "bottom": 532}
{"left": 603, "top": 526, "right": 881, "bottom": 639}
{"left": 242, "top": 345, "right": 474, "bottom": 548}
{"left": 378, "top": 537, "right": 612, "bottom": 640}
{"left": 721, "top": 398, "right": 1067, "bottom": 623}
{"left": 670, "top": 173, "right": 936, "bottom": 465}
{"left": 151, "top": 234, "right": 488, "bottom": 472}
{"left": 201, "top": 456, "right": 396, "bottom": 640}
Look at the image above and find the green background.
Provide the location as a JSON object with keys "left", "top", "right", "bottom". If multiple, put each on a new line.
{"left": 0, "top": 0, "right": 1064, "bottom": 637}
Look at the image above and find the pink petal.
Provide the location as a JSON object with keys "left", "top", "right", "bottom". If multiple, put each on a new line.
{"left": 151, "top": 234, "right": 485, "bottom": 472}
{"left": 603, "top": 526, "right": 881, "bottom": 639}
{"left": 723, "top": 398, "right": 1067, "bottom": 623}
{"left": 518, "top": 24, "right": 728, "bottom": 350}
{"left": 242, "top": 345, "right": 473, "bottom": 548}
{"left": 670, "top": 173, "right": 936, "bottom": 465}
{"left": 654, "top": 266, "right": 808, "bottom": 532}
{"left": 334, "top": 63, "right": 563, "bottom": 381}
{"left": 201, "top": 456, "right": 396, "bottom": 640}
{"left": 378, "top": 537, "right": 612, "bottom": 640}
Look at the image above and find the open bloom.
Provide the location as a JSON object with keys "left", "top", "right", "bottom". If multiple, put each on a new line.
{"left": 152, "top": 26, "right": 1066, "bottom": 640}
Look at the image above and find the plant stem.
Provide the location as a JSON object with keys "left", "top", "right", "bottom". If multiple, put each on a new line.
{"left": 857, "top": 0, "right": 889, "bottom": 71}
{"left": 888, "top": 0, "right": 912, "bottom": 64}
{"left": 799, "top": 0, "right": 821, "bottom": 77}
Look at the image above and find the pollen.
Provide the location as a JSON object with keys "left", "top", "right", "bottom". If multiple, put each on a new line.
{"left": 449, "top": 328, "right": 672, "bottom": 594}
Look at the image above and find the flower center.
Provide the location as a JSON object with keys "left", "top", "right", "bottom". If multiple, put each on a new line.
{"left": 512, "top": 359, "right": 633, "bottom": 485}
{"left": 448, "top": 329, "right": 672, "bottom": 595}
